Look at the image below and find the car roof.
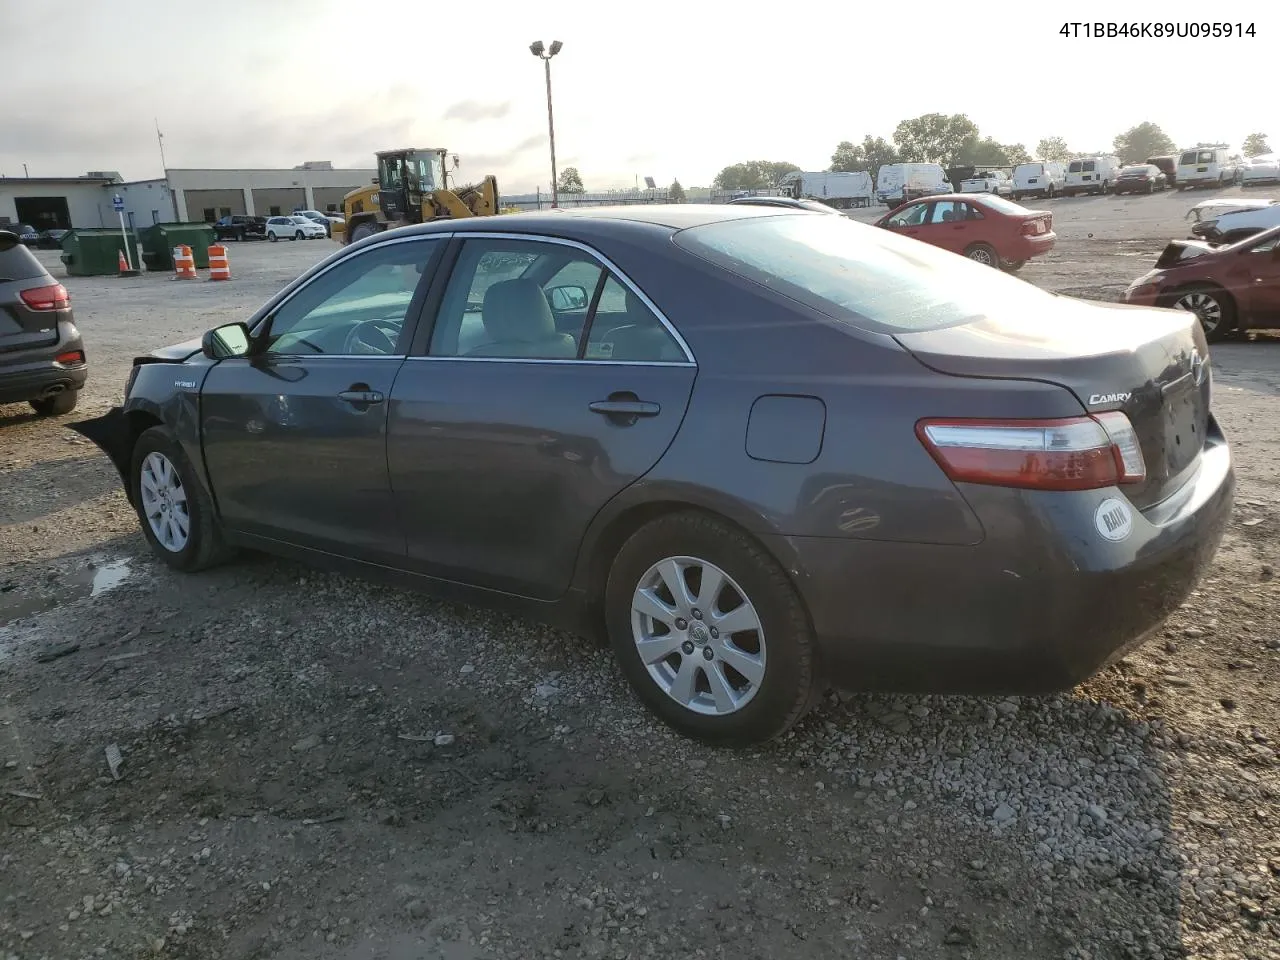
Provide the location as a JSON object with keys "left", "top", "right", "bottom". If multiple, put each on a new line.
{"left": 388, "top": 203, "right": 804, "bottom": 237}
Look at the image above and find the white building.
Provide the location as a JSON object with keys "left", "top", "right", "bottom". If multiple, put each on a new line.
{"left": 1, "top": 163, "right": 375, "bottom": 232}
{"left": 0, "top": 173, "right": 124, "bottom": 232}
{"left": 167, "top": 164, "right": 375, "bottom": 221}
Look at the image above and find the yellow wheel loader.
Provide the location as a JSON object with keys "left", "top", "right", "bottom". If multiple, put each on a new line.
{"left": 342, "top": 147, "right": 501, "bottom": 245}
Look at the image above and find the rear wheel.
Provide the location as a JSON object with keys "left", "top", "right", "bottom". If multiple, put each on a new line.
{"left": 964, "top": 242, "right": 998, "bottom": 267}
{"left": 29, "top": 390, "right": 77, "bottom": 416}
{"left": 131, "top": 426, "right": 234, "bottom": 572}
{"left": 604, "top": 512, "right": 819, "bottom": 746}
{"left": 293, "top": 230, "right": 302, "bottom": 241}
{"left": 1001, "top": 260, "right": 1026, "bottom": 273}
{"left": 1165, "top": 284, "right": 1236, "bottom": 342}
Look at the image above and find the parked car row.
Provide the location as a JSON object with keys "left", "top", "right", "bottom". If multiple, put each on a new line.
{"left": 213, "top": 209, "right": 344, "bottom": 242}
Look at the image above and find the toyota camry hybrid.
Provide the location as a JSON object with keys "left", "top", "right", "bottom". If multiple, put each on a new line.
{"left": 74, "top": 205, "right": 1234, "bottom": 746}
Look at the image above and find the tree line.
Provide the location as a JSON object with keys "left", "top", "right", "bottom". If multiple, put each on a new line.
{"left": 711, "top": 115, "right": 1274, "bottom": 190}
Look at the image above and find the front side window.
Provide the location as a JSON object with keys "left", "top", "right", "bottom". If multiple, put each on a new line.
{"left": 262, "top": 239, "right": 439, "bottom": 356}
{"left": 1247, "top": 230, "right": 1280, "bottom": 254}
{"left": 887, "top": 203, "right": 927, "bottom": 227}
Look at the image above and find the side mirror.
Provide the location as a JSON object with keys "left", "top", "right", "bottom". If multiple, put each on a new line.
{"left": 547, "top": 284, "right": 589, "bottom": 311}
{"left": 202, "top": 322, "right": 252, "bottom": 360}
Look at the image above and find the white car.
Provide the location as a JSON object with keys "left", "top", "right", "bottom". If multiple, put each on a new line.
{"left": 1188, "top": 201, "right": 1280, "bottom": 244}
{"left": 294, "top": 209, "right": 345, "bottom": 236}
{"left": 959, "top": 170, "right": 1013, "bottom": 196}
{"left": 266, "top": 215, "right": 327, "bottom": 241}
{"left": 1243, "top": 155, "right": 1280, "bottom": 186}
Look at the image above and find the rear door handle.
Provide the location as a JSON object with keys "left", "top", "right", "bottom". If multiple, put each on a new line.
{"left": 337, "top": 389, "right": 384, "bottom": 404}
{"left": 589, "top": 399, "right": 661, "bottom": 417}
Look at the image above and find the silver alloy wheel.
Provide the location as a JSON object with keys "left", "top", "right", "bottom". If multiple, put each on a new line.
{"left": 967, "top": 246, "right": 995, "bottom": 266}
{"left": 1174, "top": 291, "right": 1223, "bottom": 334}
{"left": 631, "top": 556, "right": 766, "bottom": 716}
{"left": 138, "top": 451, "right": 190, "bottom": 553}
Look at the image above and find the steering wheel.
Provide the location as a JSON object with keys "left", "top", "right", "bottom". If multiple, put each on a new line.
{"left": 343, "top": 318, "right": 401, "bottom": 355}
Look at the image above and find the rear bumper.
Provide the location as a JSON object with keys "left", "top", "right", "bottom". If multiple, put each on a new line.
{"left": 775, "top": 432, "right": 1233, "bottom": 695}
{"left": 0, "top": 322, "right": 88, "bottom": 405}
{"left": 1008, "top": 233, "right": 1056, "bottom": 261}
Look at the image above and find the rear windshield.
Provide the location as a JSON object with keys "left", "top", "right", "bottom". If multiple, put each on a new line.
{"left": 967, "top": 194, "right": 1031, "bottom": 216}
{"left": 1121, "top": 166, "right": 1149, "bottom": 174}
{"left": 1181, "top": 150, "right": 1216, "bottom": 164}
{"left": 672, "top": 214, "right": 1055, "bottom": 335}
{"left": 1014, "top": 163, "right": 1043, "bottom": 176}
{"left": 0, "top": 235, "right": 47, "bottom": 281}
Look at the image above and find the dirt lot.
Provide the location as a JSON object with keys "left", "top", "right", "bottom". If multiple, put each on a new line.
{"left": 2, "top": 191, "right": 1279, "bottom": 960}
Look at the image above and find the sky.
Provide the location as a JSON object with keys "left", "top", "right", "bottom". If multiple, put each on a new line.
{"left": 0, "top": 1, "right": 1274, "bottom": 193}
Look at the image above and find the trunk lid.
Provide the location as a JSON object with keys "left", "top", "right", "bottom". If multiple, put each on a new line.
{"left": 895, "top": 299, "right": 1211, "bottom": 510}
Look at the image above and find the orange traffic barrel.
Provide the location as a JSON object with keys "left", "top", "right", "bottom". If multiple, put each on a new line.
{"left": 208, "top": 243, "right": 231, "bottom": 281}
{"left": 171, "top": 245, "right": 196, "bottom": 280}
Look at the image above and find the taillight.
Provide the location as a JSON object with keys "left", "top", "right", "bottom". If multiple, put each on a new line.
{"left": 54, "top": 350, "right": 85, "bottom": 366}
{"left": 1021, "top": 218, "right": 1048, "bottom": 236}
{"left": 20, "top": 283, "right": 70, "bottom": 311}
{"left": 917, "top": 415, "right": 1146, "bottom": 491}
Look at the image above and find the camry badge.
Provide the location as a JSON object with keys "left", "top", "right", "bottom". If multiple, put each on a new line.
{"left": 1088, "top": 392, "right": 1132, "bottom": 405}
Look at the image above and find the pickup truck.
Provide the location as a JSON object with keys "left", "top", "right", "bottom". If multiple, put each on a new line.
{"left": 212, "top": 215, "right": 268, "bottom": 242}
{"left": 959, "top": 171, "right": 1014, "bottom": 197}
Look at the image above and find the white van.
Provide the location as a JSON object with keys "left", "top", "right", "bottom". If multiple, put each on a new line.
{"left": 1176, "top": 147, "right": 1231, "bottom": 189}
{"left": 1063, "top": 156, "right": 1120, "bottom": 196}
{"left": 1012, "top": 161, "right": 1065, "bottom": 200}
{"left": 875, "top": 163, "right": 951, "bottom": 207}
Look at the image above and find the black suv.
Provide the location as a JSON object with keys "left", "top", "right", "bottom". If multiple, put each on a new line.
{"left": 213, "top": 215, "right": 268, "bottom": 241}
{"left": 0, "top": 230, "right": 87, "bottom": 416}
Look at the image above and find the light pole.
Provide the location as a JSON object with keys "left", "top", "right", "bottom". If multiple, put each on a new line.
{"left": 529, "top": 40, "right": 563, "bottom": 208}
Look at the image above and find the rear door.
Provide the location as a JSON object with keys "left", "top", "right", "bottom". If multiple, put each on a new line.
{"left": 917, "top": 200, "right": 971, "bottom": 253}
{"left": 199, "top": 235, "right": 445, "bottom": 563}
{"left": 0, "top": 234, "right": 59, "bottom": 353}
{"left": 388, "top": 234, "right": 697, "bottom": 600}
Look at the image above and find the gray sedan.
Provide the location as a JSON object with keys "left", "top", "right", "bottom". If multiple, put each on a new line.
{"left": 75, "top": 205, "right": 1233, "bottom": 745}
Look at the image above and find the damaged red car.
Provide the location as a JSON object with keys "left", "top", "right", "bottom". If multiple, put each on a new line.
{"left": 1120, "top": 225, "right": 1280, "bottom": 341}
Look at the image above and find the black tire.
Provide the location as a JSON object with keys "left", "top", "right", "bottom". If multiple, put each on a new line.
{"left": 236, "top": 229, "right": 245, "bottom": 241}
{"left": 293, "top": 231, "right": 302, "bottom": 241}
{"left": 130, "top": 425, "right": 234, "bottom": 572}
{"left": 1147, "top": 182, "right": 1155, "bottom": 194}
{"left": 269, "top": 232, "right": 278, "bottom": 242}
{"left": 604, "top": 511, "right": 819, "bottom": 746}
{"left": 29, "top": 390, "right": 77, "bottom": 416}
{"left": 964, "top": 242, "right": 999, "bottom": 267}
{"left": 349, "top": 221, "right": 381, "bottom": 244}
{"left": 1001, "top": 260, "right": 1026, "bottom": 273}
{"left": 1161, "top": 284, "right": 1237, "bottom": 343}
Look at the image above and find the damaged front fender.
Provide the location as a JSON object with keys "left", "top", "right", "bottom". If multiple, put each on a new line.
{"left": 69, "top": 407, "right": 134, "bottom": 500}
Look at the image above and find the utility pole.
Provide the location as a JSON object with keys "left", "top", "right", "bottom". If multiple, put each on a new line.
{"left": 529, "top": 41, "right": 563, "bottom": 208}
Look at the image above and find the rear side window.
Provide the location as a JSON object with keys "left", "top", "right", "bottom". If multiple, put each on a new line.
{"left": 0, "top": 235, "right": 47, "bottom": 281}
{"left": 673, "top": 214, "right": 1055, "bottom": 335}
{"left": 1068, "top": 161, "right": 1082, "bottom": 173}
{"left": 1180, "top": 151, "right": 1198, "bottom": 164}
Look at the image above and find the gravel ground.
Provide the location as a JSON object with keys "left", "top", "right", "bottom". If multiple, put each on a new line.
{"left": 2, "top": 190, "right": 1279, "bottom": 960}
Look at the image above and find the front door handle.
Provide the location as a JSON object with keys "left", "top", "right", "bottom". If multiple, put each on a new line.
{"left": 589, "top": 399, "right": 660, "bottom": 418}
{"left": 337, "top": 388, "right": 384, "bottom": 405}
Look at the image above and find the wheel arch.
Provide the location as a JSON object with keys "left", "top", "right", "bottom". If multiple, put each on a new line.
{"left": 571, "top": 491, "right": 811, "bottom": 639}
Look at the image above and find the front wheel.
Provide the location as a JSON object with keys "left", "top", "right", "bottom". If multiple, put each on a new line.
{"left": 131, "top": 426, "right": 234, "bottom": 572}
{"left": 293, "top": 231, "right": 302, "bottom": 241}
{"left": 269, "top": 232, "right": 278, "bottom": 242}
{"left": 964, "top": 242, "right": 998, "bottom": 267}
{"left": 1164, "top": 285, "right": 1236, "bottom": 342}
{"left": 605, "top": 512, "right": 819, "bottom": 746}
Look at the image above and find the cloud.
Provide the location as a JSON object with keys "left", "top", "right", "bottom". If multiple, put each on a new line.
{"left": 442, "top": 100, "right": 512, "bottom": 122}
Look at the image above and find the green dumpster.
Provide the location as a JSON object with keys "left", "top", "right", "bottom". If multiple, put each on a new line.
{"left": 139, "top": 222, "right": 217, "bottom": 270}
{"left": 59, "top": 229, "right": 143, "bottom": 277}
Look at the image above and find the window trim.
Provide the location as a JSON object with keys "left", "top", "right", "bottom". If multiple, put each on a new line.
{"left": 408, "top": 232, "right": 696, "bottom": 367}
{"left": 250, "top": 234, "right": 448, "bottom": 360}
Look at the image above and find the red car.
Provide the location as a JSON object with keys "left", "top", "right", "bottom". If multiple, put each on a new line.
{"left": 1120, "top": 225, "right": 1280, "bottom": 341}
{"left": 874, "top": 193, "right": 1055, "bottom": 271}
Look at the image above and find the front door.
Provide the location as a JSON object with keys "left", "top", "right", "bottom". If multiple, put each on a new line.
{"left": 1239, "top": 231, "right": 1280, "bottom": 323}
{"left": 200, "top": 236, "right": 444, "bottom": 562}
{"left": 388, "top": 236, "right": 697, "bottom": 600}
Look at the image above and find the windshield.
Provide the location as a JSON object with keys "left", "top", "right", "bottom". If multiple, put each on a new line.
{"left": 672, "top": 214, "right": 1057, "bottom": 335}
